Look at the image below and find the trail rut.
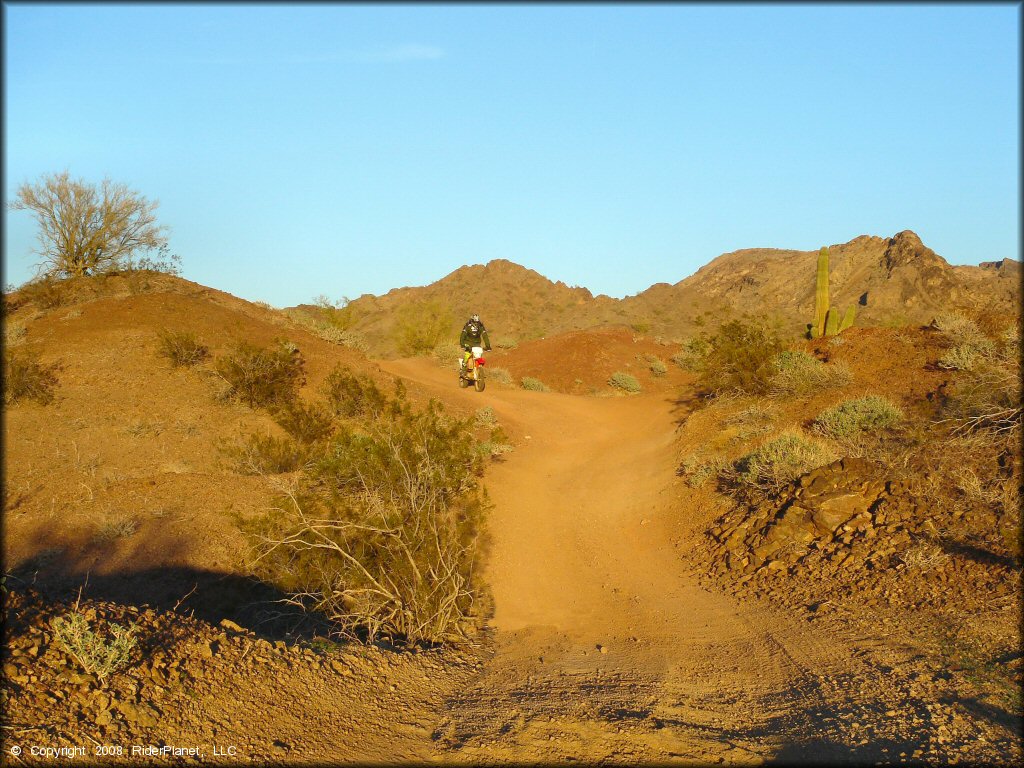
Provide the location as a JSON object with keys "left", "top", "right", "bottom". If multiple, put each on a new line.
{"left": 380, "top": 358, "right": 926, "bottom": 764}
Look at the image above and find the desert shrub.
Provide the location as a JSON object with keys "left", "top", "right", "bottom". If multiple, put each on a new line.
{"left": 4, "top": 320, "right": 27, "bottom": 347}
{"left": 214, "top": 341, "right": 304, "bottom": 409}
{"left": 608, "top": 372, "right": 641, "bottom": 393}
{"left": 769, "top": 350, "right": 852, "bottom": 396}
{"left": 494, "top": 337, "right": 518, "bottom": 350}
{"left": 813, "top": 396, "right": 903, "bottom": 439}
{"left": 221, "top": 432, "right": 309, "bottom": 474}
{"left": 431, "top": 341, "right": 462, "bottom": 370}
{"left": 322, "top": 366, "right": 391, "bottom": 420}
{"left": 644, "top": 354, "right": 668, "bottom": 377}
{"left": 244, "top": 400, "right": 488, "bottom": 646}
{"left": 156, "top": 328, "right": 209, "bottom": 367}
{"left": 487, "top": 367, "right": 513, "bottom": 386}
{"left": 724, "top": 403, "right": 777, "bottom": 440}
{"left": 933, "top": 312, "right": 985, "bottom": 343}
{"left": 938, "top": 338, "right": 996, "bottom": 372}
{"left": 18, "top": 274, "right": 71, "bottom": 309}
{"left": 394, "top": 299, "right": 453, "bottom": 355}
{"left": 271, "top": 400, "right": 335, "bottom": 444}
{"left": 943, "top": 351, "right": 1021, "bottom": 435}
{"left": 671, "top": 336, "right": 711, "bottom": 372}
{"left": 3, "top": 350, "right": 58, "bottom": 405}
{"left": 521, "top": 376, "right": 549, "bottom": 392}
{"left": 734, "top": 431, "right": 838, "bottom": 491}
{"left": 313, "top": 324, "right": 369, "bottom": 353}
{"left": 701, "top": 319, "right": 784, "bottom": 395}
{"left": 50, "top": 610, "right": 139, "bottom": 680}
{"left": 679, "top": 453, "right": 731, "bottom": 488}
{"left": 474, "top": 406, "right": 499, "bottom": 429}
{"left": 477, "top": 425, "right": 514, "bottom": 459}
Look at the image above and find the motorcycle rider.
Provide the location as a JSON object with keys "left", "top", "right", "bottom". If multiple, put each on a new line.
{"left": 459, "top": 314, "right": 492, "bottom": 372}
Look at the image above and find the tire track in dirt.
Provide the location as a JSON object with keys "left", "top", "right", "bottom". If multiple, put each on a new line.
{"left": 380, "top": 358, "right": 917, "bottom": 764}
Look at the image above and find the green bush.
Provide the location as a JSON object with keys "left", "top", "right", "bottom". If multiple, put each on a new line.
{"left": 50, "top": 610, "right": 138, "bottom": 680}
{"left": 156, "top": 328, "right": 209, "bottom": 367}
{"left": 680, "top": 453, "right": 731, "bottom": 488}
{"left": 215, "top": 342, "right": 304, "bottom": 409}
{"left": 521, "top": 376, "right": 549, "bottom": 392}
{"left": 813, "top": 396, "right": 903, "bottom": 439}
{"left": 734, "top": 431, "right": 838, "bottom": 491}
{"left": 221, "top": 432, "right": 309, "bottom": 474}
{"left": 724, "top": 403, "right": 777, "bottom": 440}
{"left": 701, "top": 319, "right": 784, "bottom": 395}
{"left": 245, "top": 399, "right": 488, "bottom": 646}
{"left": 608, "top": 372, "right": 641, "bottom": 393}
{"left": 769, "top": 350, "right": 852, "bottom": 396}
{"left": 938, "top": 339, "right": 996, "bottom": 372}
{"left": 644, "top": 354, "right": 668, "bottom": 377}
{"left": 3, "top": 350, "right": 58, "bottom": 405}
{"left": 322, "top": 366, "right": 391, "bottom": 420}
{"left": 271, "top": 399, "right": 335, "bottom": 444}
{"left": 394, "top": 299, "right": 453, "bottom": 355}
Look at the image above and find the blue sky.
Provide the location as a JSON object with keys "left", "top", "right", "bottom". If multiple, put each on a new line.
{"left": 3, "top": 3, "right": 1019, "bottom": 306}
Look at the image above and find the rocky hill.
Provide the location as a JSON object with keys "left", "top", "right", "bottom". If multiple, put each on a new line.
{"left": 337, "top": 231, "right": 1019, "bottom": 355}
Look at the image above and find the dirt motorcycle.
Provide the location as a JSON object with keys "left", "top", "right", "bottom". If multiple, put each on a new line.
{"left": 458, "top": 346, "right": 486, "bottom": 392}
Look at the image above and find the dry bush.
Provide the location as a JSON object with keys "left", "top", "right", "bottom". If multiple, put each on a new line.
{"left": 394, "top": 299, "right": 453, "bottom": 355}
{"left": 724, "top": 403, "right": 777, "bottom": 440}
{"left": 221, "top": 432, "right": 309, "bottom": 475}
{"left": 733, "top": 430, "right": 838, "bottom": 492}
{"left": 18, "top": 274, "right": 71, "bottom": 309}
{"left": 214, "top": 341, "right": 305, "bottom": 409}
{"left": 92, "top": 517, "right": 138, "bottom": 544}
{"left": 701, "top": 319, "right": 784, "bottom": 396}
{"left": 896, "top": 539, "right": 950, "bottom": 571}
{"left": 4, "top": 349, "right": 59, "bottom": 405}
{"left": 244, "top": 398, "right": 488, "bottom": 647}
{"left": 643, "top": 354, "right": 668, "bottom": 377}
{"left": 50, "top": 610, "right": 139, "bottom": 680}
{"left": 679, "top": 453, "right": 732, "bottom": 488}
{"left": 769, "top": 350, "right": 852, "bottom": 396}
{"left": 431, "top": 341, "right": 462, "bottom": 370}
{"left": 156, "top": 328, "right": 209, "bottom": 367}
{"left": 813, "top": 395, "right": 903, "bottom": 440}
{"left": 4, "top": 319, "right": 27, "bottom": 347}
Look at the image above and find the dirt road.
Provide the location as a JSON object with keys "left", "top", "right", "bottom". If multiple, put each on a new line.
{"left": 379, "top": 358, "right": 940, "bottom": 764}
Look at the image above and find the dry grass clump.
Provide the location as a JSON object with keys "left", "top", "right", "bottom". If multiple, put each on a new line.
{"left": 4, "top": 320, "right": 27, "bottom": 346}
{"left": 733, "top": 430, "right": 838, "bottom": 492}
{"left": 18, "top": 274, "right": 71, "bottom": 309}
{"left": 679, "top": 453, "right": 732, "bottom": 488}
{"left": 723, "top": 403, "right": 777, "bottom": 440}
{"left": 813, "top": 395, "right": 903, "bottom": 440}
{"left": 940, "top": 324, "right": 1021, "bottom": 435}
{"left": 521, "top": 376, "right": 550, "bottom": 392}
{"left": 608, "top": 371, "right": 642, "bottom": 393}
{"left": 642, "top": 354, "right": 668, "bottom": 376}
{"left": 431, "top": 341, "right": 463, "bottom": 370}
{"left": 769, "top": 350, "right": 852, "bottom": 396}
{"left": 92, "top": 517, "right": 138, "bottom": 544}
{"left": 156, "top": 328, "right": 209, "bottom": 367}
{"left": 3, "top": 349, "right": 59, "bottom": 405}
{"left": 896, "top": 539, "right": 950, "bottom": 571}
{"left": 214, "top": 341, "right": 305, "bottom": 409}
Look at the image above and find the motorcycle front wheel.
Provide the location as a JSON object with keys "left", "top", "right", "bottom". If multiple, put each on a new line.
{"left": 474, "top": 378, "right": 485, "bottom": 392}
{"left": 458, "top": 375, "right": 469, "bottom": 388}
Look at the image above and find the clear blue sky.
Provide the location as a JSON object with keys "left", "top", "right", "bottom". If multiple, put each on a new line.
{"left": 3, "top": 3, "right": 1019, "bottom": 306}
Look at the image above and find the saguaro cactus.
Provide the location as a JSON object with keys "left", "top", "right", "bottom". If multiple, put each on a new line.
{"left": 813, "top": 247, "right": 830, "bottom": 338}
{"left": 809, "top": 247, "right": 856, "bottom": 338}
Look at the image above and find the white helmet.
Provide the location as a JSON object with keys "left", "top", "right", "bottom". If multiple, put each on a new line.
{"left": 471, "top": 314, "right": 480, "bottom": 322}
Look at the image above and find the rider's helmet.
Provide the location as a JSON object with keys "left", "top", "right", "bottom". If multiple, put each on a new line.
{"left": 471, "top": 314, "right": 480, "bottom": 323}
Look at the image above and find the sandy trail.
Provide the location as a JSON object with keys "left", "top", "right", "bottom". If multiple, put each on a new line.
{"left": 379, "top": 358, "right": 909, "bottom": 764}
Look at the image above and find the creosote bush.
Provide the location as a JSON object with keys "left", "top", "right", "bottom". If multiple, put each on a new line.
{"left": 156, "top": 329, "right": 209, "bottom": 367}
{"left": 608, "top": 371, "right": 642, "bottom": 393}
{"left": 672, "top": 336, "right": 711, "bottom": 372}
{"left": 271, "top": 399, "right": 334, "bottom": 444}
{"left": 813, "top": 396, "right": 903, "bottom": 440}
{"left": 487, "top": 367, "right": 513, "bottom": 386}
{"left": 220, "top": 432, "right": 309, "bottom": 475}
{"left": 51, "top": 610, "right": 138, "bottom": 680}
{"left": 4, "top": 349, "right": 59, "bottom": 405}
{"left": 701, "top": 319, "right": 784, "bottom": 396}
{"left": 215, "top": 341, "right": 305, "bottom": 409}
{"left": 322, "top": 366, "right": 394, "bottom": 420}
{"left": 521, "top": 376, "right": 549, "bottom": 392}
{"left": 244, "top": 386, "right": 489, "bottom": 647}
{"left": 733, "top": 431, "right": 838, "bottom": 492}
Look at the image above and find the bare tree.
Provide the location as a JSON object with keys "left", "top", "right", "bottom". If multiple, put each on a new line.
{"left": 9, "top": 171, "right": 169, "bottom": 278}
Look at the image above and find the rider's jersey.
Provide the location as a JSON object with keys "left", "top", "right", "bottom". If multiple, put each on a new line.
{"left": 460, "top": 321, "right": 491, "bottom": 350}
